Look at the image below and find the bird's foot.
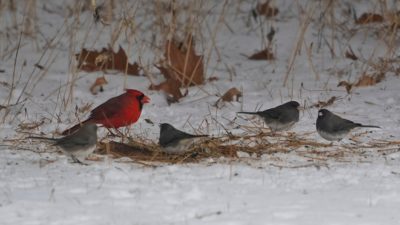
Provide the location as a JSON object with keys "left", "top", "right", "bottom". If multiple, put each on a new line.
{"left": 106, "top": 128, "right": 125, "bottom": 140}
{"left": 106, "top": 128, "right": 118, "bottom": 137}
{"left": 71, "top": 155, "right": 89, "bottom": 166}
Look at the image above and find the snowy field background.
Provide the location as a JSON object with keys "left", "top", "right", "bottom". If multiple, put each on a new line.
{"left": 1, "top": 0, "right": 400, "bottom": 224}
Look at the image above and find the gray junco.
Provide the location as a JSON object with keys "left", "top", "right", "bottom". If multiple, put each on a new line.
{"left": 159, "top": 123, "right": 208, "bottom": 154}
{"left": 238, "top": 101, "right": 300, "bottom": 132}
{"left": 30, "top": 124, "right": 98, "bottom": 164}
{"left": 316, "top": 109, "right": 380, "bottom": 141}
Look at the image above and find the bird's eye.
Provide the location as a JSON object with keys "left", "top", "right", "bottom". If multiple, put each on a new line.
{"left": 318, "top": 112, "right": 323, "bottom": 116}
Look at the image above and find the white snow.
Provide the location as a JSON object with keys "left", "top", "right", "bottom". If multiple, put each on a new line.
{"left": 1, "top": 0, "right": 400, "bottom": 224}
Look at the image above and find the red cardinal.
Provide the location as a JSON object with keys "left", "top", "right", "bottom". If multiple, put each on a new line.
{"left": 62, "top": 89, "right": 150, "bottom": 135}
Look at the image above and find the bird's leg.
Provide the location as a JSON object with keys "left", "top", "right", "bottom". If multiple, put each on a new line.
{"left": 105, "top": 127, "right": 125, "bottom": 139}
{"left": 112, "top": 128, "right": 128, "bottom": 142}
{"left": 71, "top": 155, "right": 88, "bottom": 166}
{"left": 106, "top": 127, "right": 117, "bottom": 136}
{"left": 71, "top": 155, "right": 79, "bottom": 163}
{"left": 114, "top": 128, "right": 124, "bottom": 137}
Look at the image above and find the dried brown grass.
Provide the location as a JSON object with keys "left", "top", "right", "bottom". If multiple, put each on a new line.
{"left": 94, "top": 129, "right": 400, "bottom": 166}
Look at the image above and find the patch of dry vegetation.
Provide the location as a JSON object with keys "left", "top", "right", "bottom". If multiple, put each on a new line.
{"left": 1, "top": 0, "right": 400, "bottom": 167}
{"left": 91, "top": 129, "right": 400, "bottom": 167}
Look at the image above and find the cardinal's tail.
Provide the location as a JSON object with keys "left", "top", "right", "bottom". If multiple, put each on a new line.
{"left": 61, "top": 119, "right": 91, "bottom": 135}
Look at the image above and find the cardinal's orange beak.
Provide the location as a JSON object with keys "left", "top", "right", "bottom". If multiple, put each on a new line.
{"left": 141, "top": 95, "right": 150, "bottom": 104}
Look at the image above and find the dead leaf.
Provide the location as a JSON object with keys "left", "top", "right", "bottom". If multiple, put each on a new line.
{"left": 311, "top": 96, "right": 337, "bottom": 108}
{"left": 144, "top": 118, "right": 154, "bottom": 125}
{"left": 156, "top": 65, "right": 174, "bottom": 82}
{"left": 338, "top": 72, "right": 385, "bottom": 93}
{"left": 159, "top": 35, "right": 205, "bottom": 86}
{"left": 337, "top": 81, "right": 353, "bottom": 94}
{"left": 248, "top": 48, "right": 275, "bottom": 60}
{"left": 215, "top": 87, "right": 242, "bottom": 108}
{"left": 75, "top": 45, "right": 140, "bottom": 75}
{"left": 345, "top": 47, "right": 358, "bottom": 60}
{"left": 152, "top": 35, "right": 204, "bottom": 104}
{"left": 354, "top": 75, "right": 376, "bottom": 86}
{"left": 207, "top": 76, "right": 219, "bottom": 82}
{"left": 90, "top": 77, "right": 108, "bottom": 95}
{"left": 149, "top": 77, "right": 187, "bottom": 104}
{"left": 256, "top": 1, "right": 279, "bottom": 18}
{"left": 354, "top": 73, "right": 385, "bottom": 87}
{"left": 355, "top": 13, "right": 384, "bottom": 24}
{"left": 221, "top": 88, "right": 242, "bottom": 102}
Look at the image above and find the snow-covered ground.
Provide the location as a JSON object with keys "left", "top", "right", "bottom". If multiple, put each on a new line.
{"left": 1, "top": 1, "right": 400, "bottom": 224}
{"left": 1, "top": 151, "right": 400, "bottom": 225}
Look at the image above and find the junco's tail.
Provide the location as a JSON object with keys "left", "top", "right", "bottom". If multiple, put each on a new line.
{"left": 237, "top": 111, "right": 259, "bottom": 115}
{"left": 61, "top": 119, "right": 91, "bottom": 135}
{"left": 193, "top": 135, "right": 209, "bottom": 138}
{"left": 27, "top": 136, "right": 58, "bottom": 141}
{"left": 358, "top": 124, "right": 381, "bottom": 129}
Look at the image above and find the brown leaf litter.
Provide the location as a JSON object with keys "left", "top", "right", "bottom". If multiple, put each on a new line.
{"left": 214, "top": 87, "right": 242, "bottom": 108}
{"left": 89, "top": 77, "right": 108, "bottom": 95}
{"left": 355, "top": 13, "right": 384, "bottom": 24}
{"left": 20, "top": 128, "right": 400, "bottom": 167}
{"left": 256, "top": 1, "right": 279, "bottom": 18}
{"left": 248, "top": 48, "right": 275, "bottom": 60}
{"left": 76, "top": 46, "right": 140, "bottom": 75}
{"left": 338, "top": 72, "right": 385, "bottom": 94}
{"left": 310, "top": 96, "right": 337, "bottom": 108}
{"left": 152, "top": 35, "right": 205, "bottom": 103}
{"left": 149, "top": 77, "right": 188, "bottom": 104}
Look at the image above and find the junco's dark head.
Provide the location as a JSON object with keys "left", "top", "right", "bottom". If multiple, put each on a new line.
{"left": 160, "top": 123, "right": 174, "bottom": 134}
{"left": 287, "top": 101, "right": 300, "bottom": 108}
{"left": 318, "top": 109, "right": 330, "bottom": 119}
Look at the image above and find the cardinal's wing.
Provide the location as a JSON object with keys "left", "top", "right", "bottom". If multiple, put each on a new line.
{"left": 88, "top": 94, "right": 128, "bottom": 121}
